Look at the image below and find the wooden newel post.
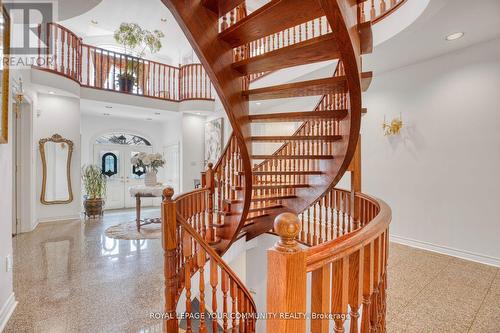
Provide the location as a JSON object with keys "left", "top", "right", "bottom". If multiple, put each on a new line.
{"left": 205, "top": 163, "right": 215, "bottom": 243}
{"left": 267, "top": 213, "right": 307, "bottom": 333}
{"left": 161, "top": 187, "right": 178, "bottom": 333}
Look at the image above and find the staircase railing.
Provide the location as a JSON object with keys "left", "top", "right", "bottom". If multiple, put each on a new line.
{"left": 210, "top": 134, "right": 244, "bottom": 230}
{"left": 162, "top": 187, "right": 257, "bottom": 332}
{"left": 249, "top": 60, "right": 346, "bottom": 214}
{"left": 35, "top": 22, "right": 214, "bottom": 102}
{"left": 359, "top": 0, "right": 408, "bottom": 24}
{"left": 267, "top": 192, "right": 391, "bottom": 332}
{"left": 220, "top": 0, "right": 406, "bottom": 84}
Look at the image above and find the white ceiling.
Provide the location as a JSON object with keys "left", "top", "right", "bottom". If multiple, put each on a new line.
{"left": 60, "top": 0, "right": 193, "bottom": 66}
{"left": 80, "top": 99, "right": 179, "bottom": 121}
{"left": 365, "top": 0, "right": 500, "bottom": 75}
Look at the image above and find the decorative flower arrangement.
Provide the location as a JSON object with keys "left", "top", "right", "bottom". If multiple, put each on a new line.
{"left": 131, "top": 152, "right": 165, "bottom": 173}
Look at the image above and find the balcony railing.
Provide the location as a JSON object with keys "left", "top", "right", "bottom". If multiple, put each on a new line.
{"left": 35, "top": 23, "right": 214, "bottom": 102}
{"left": 358, "top": 0, "right": 408, "bottom": 24}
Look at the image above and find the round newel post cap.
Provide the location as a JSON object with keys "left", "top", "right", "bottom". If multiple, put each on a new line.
{"left": 163, "top": 187, "right": 174, "bottom": 200}
{"left": 207, "top": 162, "right": 213, "bottom": 169}
{"left": 274, "top": 212, "right": 301, "bottom": 252}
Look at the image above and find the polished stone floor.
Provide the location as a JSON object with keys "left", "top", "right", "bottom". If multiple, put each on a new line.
{"left": 4, "top": 210, "right": 500, "bottom": 332}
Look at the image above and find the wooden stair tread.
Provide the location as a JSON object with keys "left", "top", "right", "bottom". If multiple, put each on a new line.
{"left": 252, "top": 154, "right": 333, "bottom": 160}
{"left": 243, "top": 76, "right": 347, "bottom": 101}
{"left": 248, "top": 110, "right": 348, "bottom": 122}
{"left": 251, "top": 135, "right": 341, "bottom": 142}
{"left": 362, "top": 72, "right": 373, "bottom": 92}
{"left": 218, "top": 0, "right": 323, "bottom": 47}
{"left": 249, "top": 203, "right": 283, "bottom": 212}
{"left": 246, "top": 212, "right": 270, "bottom": 221}
{"left": 251, "top": 170, "right": 323, "bottom": 175}
{"left": 253, "top": 183, "right": 310, "bottom": 189}
{"left": 232, "top": 33, "right": 339, "bottom": 75}
{"left": 225, "top": 194, "right": 297, "bottom": 204}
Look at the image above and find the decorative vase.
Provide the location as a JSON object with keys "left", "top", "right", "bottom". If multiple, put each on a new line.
{"left": 118, "top": 76, "right": 134, "bottom": 93}
{"left": 84, "top": 198, "right": 104, "bottom": 219}
{"left": 145, "top": 171, "right": 157, "bottom": 187}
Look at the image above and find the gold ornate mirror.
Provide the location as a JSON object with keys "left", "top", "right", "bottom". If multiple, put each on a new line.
{"left": 39, "top": 134, "right": 74, "bottom": 205}
{"left": 0, "top": 3, "right": 10, "bottom": 144}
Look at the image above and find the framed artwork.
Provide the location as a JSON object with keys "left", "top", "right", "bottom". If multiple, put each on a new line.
{"left": 204, "top": 118, "right": 223, "bottom": 166}
{"left": 0, "top": 3, "right": 10, "bottom": 144}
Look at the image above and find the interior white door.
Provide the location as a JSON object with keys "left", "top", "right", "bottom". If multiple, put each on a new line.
{"left": 94, "top": 144, "right": 155, "bottom": 210}
{"left": 124, "top": 148, "right": 153, "bottom": 208}
{"left": 164, "top": 143, "right": 180, "bottom": 194}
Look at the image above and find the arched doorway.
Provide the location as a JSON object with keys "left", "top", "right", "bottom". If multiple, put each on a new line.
{"left": 93, "top": 132, "right": 159, "bottom": 210}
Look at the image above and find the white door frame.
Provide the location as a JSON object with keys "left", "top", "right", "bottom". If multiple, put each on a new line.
{"left": 163, "top": 142, "right": 180, "bottom": 195}
{"left": 12, "top": 99, "right": 36, "bottom": 234}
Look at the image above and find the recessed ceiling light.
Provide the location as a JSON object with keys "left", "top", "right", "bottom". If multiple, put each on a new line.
{"left": 256, "top": 102, "right": 262, "bottom": 106}
{"left": 103, "top": 113, "right": 111, "bottom": 116}
{"left": 196, "top": 112, "right": 201, "bottom": 115}
{"left": 154, "top": 112, "right": 161, "bottom": 115}
{"left": 49, "top": 91, "right": 55, "bottom": 94}
{"left": 446, "top": 32, "right": 464, "bottom": 41}
{"left": 91, "top": 20, "right": 98, "bottom": 25}
{"left": 146, "top": 118, "right": 153, "bottom": 121}
{"left": 161, "top": 18, "right": 167, "bottom": 22}
{"left": 105, "top": 105, "right": 113, "bottom": 109}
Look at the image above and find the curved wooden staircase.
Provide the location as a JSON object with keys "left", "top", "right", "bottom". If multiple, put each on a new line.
{"left": 160, "top": 0, "right": 396, "bottom": 332}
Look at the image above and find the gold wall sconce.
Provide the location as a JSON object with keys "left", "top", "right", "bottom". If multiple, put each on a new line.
{"left": 382, "top": 113, "right": 403, "bottom": 136}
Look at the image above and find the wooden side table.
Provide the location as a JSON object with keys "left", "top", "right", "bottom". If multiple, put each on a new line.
{"left": 129, "top": 185, "right": 168, "bottom": 231}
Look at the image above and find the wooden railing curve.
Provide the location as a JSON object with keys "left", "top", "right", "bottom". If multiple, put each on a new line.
{"left": 35, "top": 22, "right": 214, "bottom": 102}
{"left": 162, "top": 187, "right": 257, "bottom": 332}
{"left": 305, "top": 194, "right": 391, "bottom": 270}
{"left": 359, "top": 0, "right": 408, "bottom": 24}
{"left": 267, "top": 192, "right": 391, "bottom": 332}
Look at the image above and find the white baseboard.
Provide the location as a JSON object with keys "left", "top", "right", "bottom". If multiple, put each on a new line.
{"left": 0, "top": 293, "right": 17, "bottom": 332}
{"left": 37, "top": 215, "right": 81, "bottom": 224}
{"left": 390, "top": 235, "right": 500, "bottom": 268}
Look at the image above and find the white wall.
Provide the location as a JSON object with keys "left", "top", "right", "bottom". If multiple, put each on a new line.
{"left": 181, "top": 114, "right": 205, "bottom": 192}
{"left": 81, "top": 113, "right": 167, "bottom": 181}
{"left": 35, "top": 94, "right": 81, "bottom": 222}
{"left": 363, "top": 37, "right": 500, "bottom": 266}
{"left": 0, "top": 85, "right": 16, "bottom": 332}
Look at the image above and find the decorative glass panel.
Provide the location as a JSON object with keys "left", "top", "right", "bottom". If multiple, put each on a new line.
{"left": 102, "top": 152, "right": 118, "bottom": 177}
{"left": 96, "top": 133, "right": 151, "bottom": 146}
{"left": 132, "top": 165, "right": 146, "bottom": 178}
{"left": 131, "top": 151, "right": 146, "bottom": 179}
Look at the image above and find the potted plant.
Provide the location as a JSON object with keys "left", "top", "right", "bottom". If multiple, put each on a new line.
{"left": 131, "top": 152, "right": 165, "bottom": 186}
{"left": 114, "top": 23, "right": 164, "bottom": 93}
{"left": 82, "top": 165, "right": 107, "bottom": 218}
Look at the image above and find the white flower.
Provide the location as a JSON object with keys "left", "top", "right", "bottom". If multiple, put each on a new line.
{"left": 142, "top": 155, "right": 152, "bottom": 166}
{"left": 137, "top": 152, "right": 147, "bottom": 160}
{"left": 131, "top": 156, "right": 139, "bottom": 165}
{"left": 154, "top": 153, "right": 163, "bottom": 161}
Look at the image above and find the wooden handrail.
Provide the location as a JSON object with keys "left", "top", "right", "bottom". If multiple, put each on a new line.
{"left": 177, "top": 215, "right": 257, "bottom": 312}
{"left": 267, "top": 191, "right": 391, "bottom": 332}
{"left": 238, "top": 0, "right": 407, "bottom": 84}
{"left": 359, "top": 0, "right": 408, "bottom": 24}
{"left": 35, "top": 22, "right": 214, "bottom": 102}
{"left": 162, "top": 187, "right": 257, "bottom": 332}
{"left": 305, "top": 192, "right": 391, "bottom": 271}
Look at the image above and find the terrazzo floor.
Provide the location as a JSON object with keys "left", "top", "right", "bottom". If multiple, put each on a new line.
{"left": 4, "top": 209, "right": 500, "bottom": 333}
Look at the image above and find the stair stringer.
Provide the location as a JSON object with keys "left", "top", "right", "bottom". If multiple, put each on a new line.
{"left": 162, "top": 0, "right": 253, "bottom": 252}
{"left": 244, "top": 0, "right": 369, "bottom": 238}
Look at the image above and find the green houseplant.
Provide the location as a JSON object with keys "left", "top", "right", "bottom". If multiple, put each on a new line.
{"left": 114, "top": 23, "right": 164, "bottom": 92}
{"left": 82, "top": 165, "right": 107, "bottom": 218}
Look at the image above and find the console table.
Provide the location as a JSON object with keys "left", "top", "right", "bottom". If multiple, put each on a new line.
{"left": 129, "top": 185, "right": 168, "bottom": 231}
